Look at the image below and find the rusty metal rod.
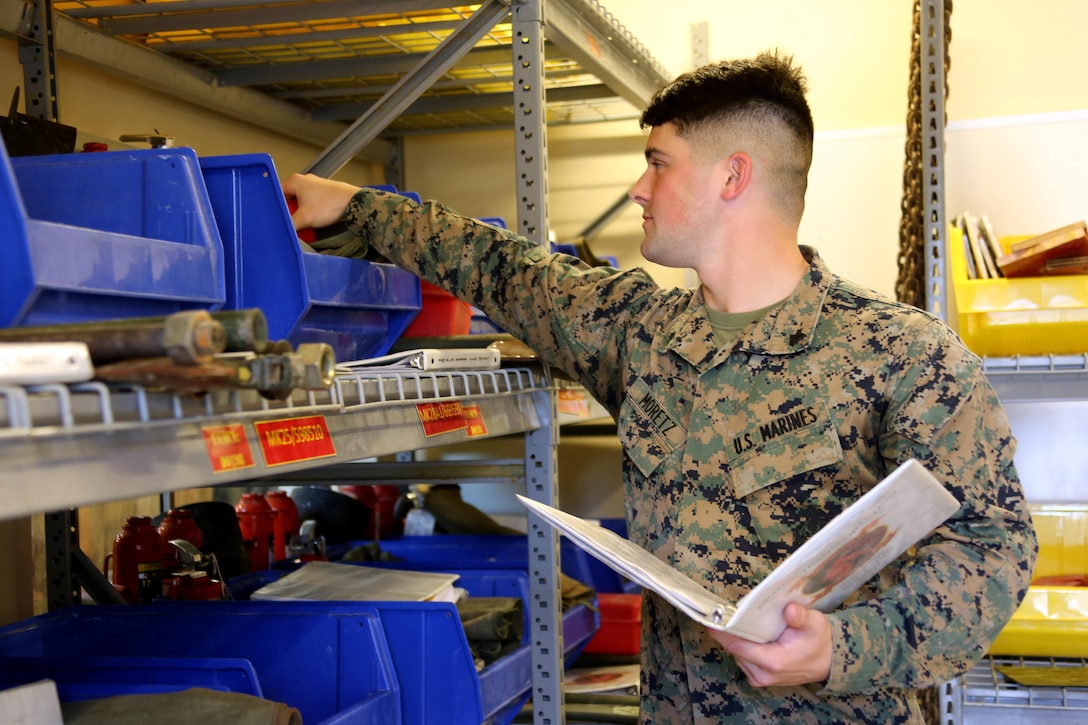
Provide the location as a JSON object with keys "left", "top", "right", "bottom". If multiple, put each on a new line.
{"left": 93, "top": 343, "right": 335, "bottom": 399}
{"left": 0, "top": 310, "right": 226, "bottom": 365}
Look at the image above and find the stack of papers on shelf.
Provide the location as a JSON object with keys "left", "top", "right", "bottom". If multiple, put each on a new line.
{"left": 251, "top": 561, "right": 463, "bottom": 603}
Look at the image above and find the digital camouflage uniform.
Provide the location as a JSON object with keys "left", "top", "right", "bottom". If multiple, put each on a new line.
{"left": 345, "top": 188, "right": 1037, "bottom": 724}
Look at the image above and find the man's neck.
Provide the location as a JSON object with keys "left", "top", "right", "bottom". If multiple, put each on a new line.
{"left": 698, "top": 240, "right": 808, "bottom": 313}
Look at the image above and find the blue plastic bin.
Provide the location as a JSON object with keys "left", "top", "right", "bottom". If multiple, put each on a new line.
{"left": 327, "top": 533, "right": 637, "bottom": 593}
{"left": 0, "top": 656, "right": 263, "bottom": 700}
{"left": 226, "top": 566, "right": 599, "bottom": 725}
{"left": 198, "top": 154, "right": 421, "bottom": 362}
{"left": 0, "top": 138, "right": 225, "bottom": 326}
{"left": 0, "top": 603, "right": 401, "bottom": 725}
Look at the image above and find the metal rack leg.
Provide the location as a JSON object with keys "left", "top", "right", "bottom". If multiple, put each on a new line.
{"left": 44, "top": 509, "right": 79, "bottom": 610}
{"left": 526, "top": 388, "right": 564, "bottom": 724}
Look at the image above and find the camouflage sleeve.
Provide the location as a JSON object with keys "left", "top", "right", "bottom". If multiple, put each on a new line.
{"left": 341, "top": 187, "right": 657, "bottom": 410}
{"left": 822, "top": 319, "right": 1037, "bottom": 693}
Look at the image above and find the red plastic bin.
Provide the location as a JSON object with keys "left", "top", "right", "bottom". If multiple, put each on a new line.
{"left": 582, "top": 593, "right": 641, "bottom": 655}
{"left": 402, "top": 280, "right": 472, "bottom": 338}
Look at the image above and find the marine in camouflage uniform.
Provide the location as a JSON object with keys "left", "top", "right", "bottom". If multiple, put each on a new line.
{"left": 344, "top": 190, "right": 1035, "bottom": 723}
{"left": 291, "top": 52, "right": 1037, "bottom": 725}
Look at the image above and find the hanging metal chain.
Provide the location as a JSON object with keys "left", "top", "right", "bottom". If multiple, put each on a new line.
{"left": 896, "top": 0, "right": 953, "bottom": 308}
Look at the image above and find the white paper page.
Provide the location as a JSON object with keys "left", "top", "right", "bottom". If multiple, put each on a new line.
{"left": 517, "top": 495, "right": 736, "bottom": 628}
{"left": 725, "top": 459, "right": 959, "bottom": 643}
{"left": 251, "top": 560, "right": 460, "bottom": 602}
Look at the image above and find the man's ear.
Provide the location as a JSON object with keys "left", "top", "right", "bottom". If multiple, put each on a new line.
{"left": 721, "top": 152, "right": 752, "bottom": 201}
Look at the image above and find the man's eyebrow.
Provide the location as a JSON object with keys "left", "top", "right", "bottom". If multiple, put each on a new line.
{"left": 644, "top": 146, "right": 667, "bottom": 160}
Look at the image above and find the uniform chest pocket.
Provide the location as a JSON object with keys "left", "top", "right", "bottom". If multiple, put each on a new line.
{"left": 728, "top": 413, "right": 843, "bottom": 499}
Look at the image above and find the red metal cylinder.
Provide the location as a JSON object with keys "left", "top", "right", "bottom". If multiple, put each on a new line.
{"left": 265, "top": 491, "right": 300, "bottom": 561}
{"left": 342, "top": 485, "right": 402, "bottom": 539}
{"left": 157, "top": 509, "right": 204, "bottom": 574}
{"left": 235, "top": 493, "right": 276, "bottom": 571}
{"left": 104, "top": 516, "right": 165, "bottom": 604}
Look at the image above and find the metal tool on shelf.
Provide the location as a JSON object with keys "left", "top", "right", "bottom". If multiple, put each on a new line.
{"left": 92, "top": 342, "right": 336, "bottom": 399}
{"left": 180, "top": 309, "right": 270, "bottom": 354}
{"left": 0, "top": 309, "right": 227, "bottom": 365}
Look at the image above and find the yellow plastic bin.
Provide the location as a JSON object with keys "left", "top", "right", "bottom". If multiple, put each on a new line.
{"left": 989, "top": 506, "right": 1088, "bottom": 657}
{"left": 948, "top": 227, "right": 1088, "bottom": 357}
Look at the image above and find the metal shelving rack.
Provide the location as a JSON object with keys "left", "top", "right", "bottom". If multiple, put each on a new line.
{"left": 922, "top": 2, "right": 1088, "bottom": 722}
{"left": 920, "top": 0, "right": 1088, "bottom": 405}
{"left": 2, "top": 2, "right": 663, "bottom": 722}
{"left": 0, "top": 368, "right": 549, "bottom": 517}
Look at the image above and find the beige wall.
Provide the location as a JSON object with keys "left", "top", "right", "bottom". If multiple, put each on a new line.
{"left": 602, "top": 0, "right": 1088, "bottom": 123}
{"left": 406, "top": 0, "right": 1088, "bottom": 299}
{"left": 405, "top": 0, "right": 1088, "bottom": 520}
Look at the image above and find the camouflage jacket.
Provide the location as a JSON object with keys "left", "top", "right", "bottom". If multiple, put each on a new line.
{"left": 346, "top": 188, "right": 1037, "bottom": 724}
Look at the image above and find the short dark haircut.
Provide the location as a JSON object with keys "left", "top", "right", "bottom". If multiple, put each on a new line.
{"left": 641, "top": 51, "right": 815, "bottom": 221}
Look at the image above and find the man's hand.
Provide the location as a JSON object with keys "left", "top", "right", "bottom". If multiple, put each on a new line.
{"left": 281, "top": 173, "right": 361, "bottom": 231}
{"left": 707, "top": 603, "right": 832, "bottom": 688}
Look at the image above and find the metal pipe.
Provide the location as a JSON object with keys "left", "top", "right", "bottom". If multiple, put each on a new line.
{"left": 0, "top": 310, "right": 226, "bottom": 365}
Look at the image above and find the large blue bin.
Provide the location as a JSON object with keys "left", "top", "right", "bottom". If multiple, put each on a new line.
{"left": 227, "top": 566, "right": 600, "bottom": 725}
{"left": 0, "top": 602, "right": 401, "bottom": 724}
{"left": 327, "top": 533, "right": 639, "bottom": 593}
{"left": 0, "top": 655, "right": 263, "bottom": 700}
{"left": 198, "top": 154, "right": 421, "bottom": 362}
{"left": 0, "top": 138, "right": 225, "bottom": 326}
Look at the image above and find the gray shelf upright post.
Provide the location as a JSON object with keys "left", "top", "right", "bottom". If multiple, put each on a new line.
{"left": 18, "top": 0, "right": 80, "bottom": 610}
{"left": 511, "top": 0, "right": 563, "bottom": 717}
{"left": 922, "top": 0, "right": 948, "bottom": 320}
{"left": 512, "top": 0, "right": 551, "bottom": 247}
{"left": 524, "top": 388, "right": 564, "bottom": 724}
{"left": 17, "top": 0, "right": 60, "bottom": 122}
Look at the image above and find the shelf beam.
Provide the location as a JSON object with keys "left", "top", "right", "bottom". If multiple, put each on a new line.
{"left": 0, "top": 384, "right": 542, "bottom": 522}
{"left": 214, "top": 44, "right": 517, "bottom": 88}
{"left": 82, "top": 0, "right": 463, "bottom": 35}
{"left": 254, "top": 459, "right": 527, "bottom": 486}
{"left": 310, "top": 83, "right": 614, "bottom": 122}
{"left": 544, "top": 0, "right": 671, "bottom": 108}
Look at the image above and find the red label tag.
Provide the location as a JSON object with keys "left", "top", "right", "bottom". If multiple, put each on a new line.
{"left": 463, "top": 405, "right": 488, "bottom": 437}
{"left": 416, "top": 400, "right": 467, "bottom": 437}
{"left": 254, "top": 415, "right": 336, "bottom": 467}
{"left": 202, "top": 424, "right": 255, "bottom": 473}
